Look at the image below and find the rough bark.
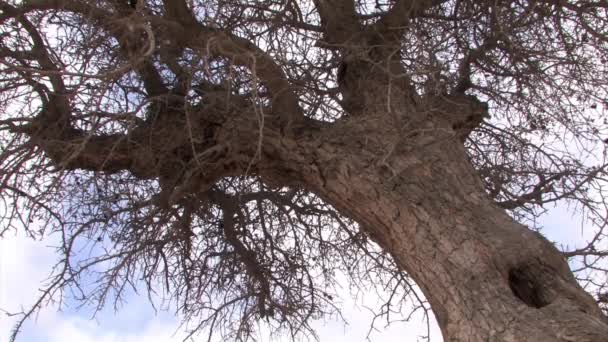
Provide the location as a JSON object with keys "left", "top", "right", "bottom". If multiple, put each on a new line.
{"left": 298, "top": 135, "right": 607, "bottom": 341}
{"left": 17, "top": 45, "right": 608, "bottom": 342}
{"left": 253, "top": 104, "right": 608, "bottom": 340}
{"left": 3, "top": 1, "right": 608, "bottom": 341}
{"left": 20, "top": 89, "right": 608, "bottom": 341}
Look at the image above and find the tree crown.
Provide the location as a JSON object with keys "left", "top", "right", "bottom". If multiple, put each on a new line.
{"left": 0, "top": 0, "right": 607, "bottom": 340}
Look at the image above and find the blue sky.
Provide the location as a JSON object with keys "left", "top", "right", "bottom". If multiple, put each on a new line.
{"left": 0, "top": 203, "right": 595, "bottom": 342}
{"left": 0, "top": 233, "right": 441, "bottom": 341}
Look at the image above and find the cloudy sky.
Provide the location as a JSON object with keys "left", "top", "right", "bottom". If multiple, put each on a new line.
{"left": 0, "top": 204, "right": 593, "bottom": 342}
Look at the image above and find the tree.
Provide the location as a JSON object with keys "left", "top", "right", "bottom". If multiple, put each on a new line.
{"left": 1, "top": 0, "right": 607, "bottom": 340}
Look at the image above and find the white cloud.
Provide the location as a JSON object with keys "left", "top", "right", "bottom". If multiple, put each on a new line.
{"left": 0, "top": 232, "right": 182, "bottom": 341}
{"left": 537, "top": 202, "right": 598, "bottom": 249}
{"left": 1, "top": 230, "right": 440, "bottom": 342}
{"left": 43, "top": 313, "right": 183, "bottom": 342}
{"left": 1, "top": 204, "right": 596, "bottom": 342}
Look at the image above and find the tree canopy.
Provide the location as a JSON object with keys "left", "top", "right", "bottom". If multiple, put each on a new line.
{"left": 0, "top": 0, "right": 607, "bottom": 341}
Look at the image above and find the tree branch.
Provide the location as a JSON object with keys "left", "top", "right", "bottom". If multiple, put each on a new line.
{"left": 312, "top": 0, "right": 361, "bottom": 45}
{"left": 377, "top": 0, "right": 447, "bottom": 33}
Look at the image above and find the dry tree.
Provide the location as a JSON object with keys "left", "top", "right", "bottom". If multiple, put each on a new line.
{"left": 0, "top": 0, "right": 607, "bottom": 341}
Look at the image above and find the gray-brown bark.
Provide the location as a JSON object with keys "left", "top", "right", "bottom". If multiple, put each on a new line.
{"left": 290, "top": 129, "right": 608, "bottom": 341}
{"left": 253, "top": 97, "right": 608, "bottom": 340}
{"left": 2, "top": 1, "right": 608, "bottom": 341}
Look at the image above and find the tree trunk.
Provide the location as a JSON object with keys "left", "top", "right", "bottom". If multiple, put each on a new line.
{"left": 268, "top": 116, "right": 608, "bottom": 341}
{"left": 4, "top": 1, "right": 607, "bottom": 340}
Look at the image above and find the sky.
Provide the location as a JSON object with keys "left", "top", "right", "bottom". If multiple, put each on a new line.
{"left": 0, "top": 227, "right": 440, "bottom": 342}
{"left": 1, "top": 1, "right": 605, "bottom": 340}
{"left": 0, "top": 201, "right": 597, "bottom": 342}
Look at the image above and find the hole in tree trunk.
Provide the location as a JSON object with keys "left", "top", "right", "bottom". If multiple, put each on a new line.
{"left": 508, "top": 266, "right": 551, "bottom": 308}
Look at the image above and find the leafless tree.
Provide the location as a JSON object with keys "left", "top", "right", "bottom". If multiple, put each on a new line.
{"left": 1, "top": 0, "right": 607, "bottom": 341}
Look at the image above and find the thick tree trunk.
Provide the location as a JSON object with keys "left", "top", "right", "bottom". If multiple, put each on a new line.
{"left": 6, "top": 1, "right": 607, "bottom": 340}
{"left": 268, "top": 118, "right": 608, "bottom": 341}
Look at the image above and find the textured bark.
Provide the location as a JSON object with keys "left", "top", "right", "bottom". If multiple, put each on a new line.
{"left": 23, "top": 75, "right": 608, "bottom": 342}
{"left": 322, "top": 148, "right": 606, "bottom": 341}
{"left": 4, "top": 1, "right": 608, "bottom": 340}
{"left": 267, "top": 121, "right": 608, "bottom": 341}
